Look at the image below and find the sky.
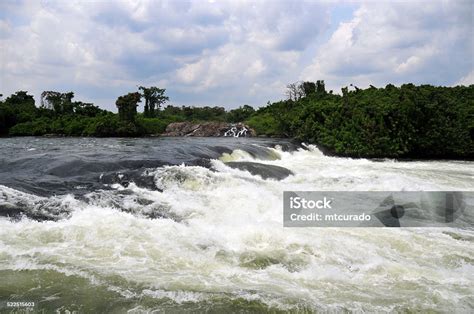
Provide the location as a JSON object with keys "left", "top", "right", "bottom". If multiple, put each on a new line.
{"left": 0, "top": 0, "right": 472, "bottom": 111}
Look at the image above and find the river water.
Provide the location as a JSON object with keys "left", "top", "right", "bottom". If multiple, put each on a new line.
{"left": 0, "top": 137, "right": 473, "bottom": 313}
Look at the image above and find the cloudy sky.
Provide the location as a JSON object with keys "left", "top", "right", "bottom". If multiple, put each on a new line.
{"left": 0, "top": 0, "right": 472, "bottom": 111}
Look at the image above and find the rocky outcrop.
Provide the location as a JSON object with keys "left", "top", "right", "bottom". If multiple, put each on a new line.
{"left": 162, "top": 122, "right": 256, "bottom": 137}
{"left": 225, "top": 161, "right": 293, "bottom": 180}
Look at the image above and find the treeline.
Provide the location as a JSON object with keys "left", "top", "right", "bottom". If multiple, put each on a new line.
{"left": 161, "top": 104, "right": 255, "bottom": 122}
{"left": 0, "top": 87, "right": 256, "bottom": 137}
{"left": 246, "top": 81, "right": 474, "bottom": 159}
{"left": 1, "top": 82, "right": 472, "bottom": 158}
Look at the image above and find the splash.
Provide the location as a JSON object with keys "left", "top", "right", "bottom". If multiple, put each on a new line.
{"left": 224, "top": 125, "right": 248, "bottom": 137}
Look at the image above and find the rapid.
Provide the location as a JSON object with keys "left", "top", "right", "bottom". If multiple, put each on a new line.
{"left": 0, "top": 137, "right": 473, "bottom": 313}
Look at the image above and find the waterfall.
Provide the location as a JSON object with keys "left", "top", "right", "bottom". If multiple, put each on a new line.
{"left": 237, "top": 126, "right": 247, "bottom": 137}
{"left": 224, "top": 125, "right": 248, "bottom": 137}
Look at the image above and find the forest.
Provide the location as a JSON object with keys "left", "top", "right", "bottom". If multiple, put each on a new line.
{"left": 248, "top": 81, "right": 473, "bottom": 158}
{"left": 0, "top": 87, "right": 255, "bottom": 138}
{"left": 0, "top": 82, "right": 472, "bottom": 158}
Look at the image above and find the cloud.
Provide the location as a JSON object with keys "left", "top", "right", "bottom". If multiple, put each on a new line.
{"left": 0, "top": 1, "right": 334, "bottom": 109}
{"left": 0, "top": 0, "right": 332, "bottom": 110}
{"left": 455, "top": 70, "right": 474, "bottom": 86}
{"left": 302, "top": 0, "right": 473, "bottom": 92}
{"left": 0, "top": 0, "right": 472, "bottom": 110}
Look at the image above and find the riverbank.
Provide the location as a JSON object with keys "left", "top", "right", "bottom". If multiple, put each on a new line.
{"left": 2, "top": 83, "right": 472, "bottom": 159}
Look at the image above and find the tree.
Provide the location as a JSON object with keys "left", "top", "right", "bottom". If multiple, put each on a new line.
{"left": 316, "top": 80, "right": 326, "bottom": 94}
{"left": 227, "top": 105, "right": 256, "bottom": 122}
{"left": 5, "top": 91, "right": 35, "bottom": 108}
{"left": 287, "top": 81, "right": 326, "bottom": 100}
{"left": 286, "top": 82, "right": 304, "bottom": 101}
{"left": 41, "top": 91, "right": 74, "bottom": 114}
{"left": 138, "top": 86, "right": 169, "bottom": 118}
{"left": 116, "top": 92, "right": 141, "bottom": 122}
{"left": 0, "top": 91, "right": 36, "bottom": 134}
{"left": 301, "top": 82, "right": 316, "bottom": 96}
{"left": 73, "top": 101, "right": 104, "bottom": 117}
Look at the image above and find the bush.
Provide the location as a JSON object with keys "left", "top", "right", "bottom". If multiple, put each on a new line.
{"left": 9, "top": 117, "right": 52, "bottom": 136}
{"left": 137, "top": 117, "right": 178, "bottom": 135}
{"left": 249, "top": 84, "right": 474, "bottom": 158}
{"left": 246, "top": 113, "right": 282, "bottom": 136}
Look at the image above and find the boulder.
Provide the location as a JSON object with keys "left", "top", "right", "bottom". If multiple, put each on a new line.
{"left": 225, "top": 161, "right": 293, "bottom": 180}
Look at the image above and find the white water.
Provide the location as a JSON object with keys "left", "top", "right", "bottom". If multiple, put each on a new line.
{"left": 224, "top": 126, "right": 248, "bottom": 137}
{"left": 1, "top": 145, "right": 473, "bottom": 312}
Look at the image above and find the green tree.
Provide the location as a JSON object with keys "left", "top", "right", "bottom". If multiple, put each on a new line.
{"left": 301, "top": 82, "right": 316, "bottom": 96}
{"left": 138, "top": 86, "right": 169, "bottom": 118}
{"left": 5, "top": 91, "right": 35, "bottom": 107}
{"left": 316, "top": 80, "right": 326, "bottom": 94}
{"left": 227, "top": 105, "right": 255, "bottom": 122}
{"left": 41, "top": 91, "right": 74, "bottom": 114}
{"left": 0, "top": 91, "right": 36, "bottom": 134}
{"left": 116, "top": 92, "right": 141, "bottom": 122}
{"left": 73, "top": 101, "right": 104, "bottom": 117}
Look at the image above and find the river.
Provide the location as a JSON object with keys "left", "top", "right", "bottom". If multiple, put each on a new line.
{"left": 0, "top": 137, "right": 473, "bottom": 312}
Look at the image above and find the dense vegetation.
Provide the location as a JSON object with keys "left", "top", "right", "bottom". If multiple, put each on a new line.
{"left": 0, "top": 88, "right": 256, "bottom": 137}
{"left": 246, "top": 82, "right": 473, "bottom": 159}
{"left": 1, "top": 82, "right": 472, "bottom": 158}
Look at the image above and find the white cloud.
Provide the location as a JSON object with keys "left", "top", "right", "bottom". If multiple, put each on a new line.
{"left": 0, "top": 0, "right": 471, "bottom": 110}
{"left": 244, "top": 59, "right": 266, "bottom": 77}
{"left": 302, "top": 0, "right": 473, "bottom": 92}
{"left": 175, "top": 43, "right": 265, "bottom": 89}
{"left": 455, "top": 70, "right": 474, "bottom": 86}
{"left": 0, "top": 0, "right": 332, "bottom": 109}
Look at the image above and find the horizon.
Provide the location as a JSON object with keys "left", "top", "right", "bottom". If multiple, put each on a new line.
{"left": 1, "top": 0, "right": 473, "bottom": 112}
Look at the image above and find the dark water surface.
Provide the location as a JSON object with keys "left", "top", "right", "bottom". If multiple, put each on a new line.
{"left": 0, "top": 137, "right": 298, "bottom": 197}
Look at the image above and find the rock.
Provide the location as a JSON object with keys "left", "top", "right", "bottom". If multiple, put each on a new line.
{"left": 162, "top": 122, "right": 256, "bottom": 137}
{"left": 99, "top": 170, "right": 162, "bottom": 191}
{"left": 225, "top": 161, "right": 293, "bottom": 180}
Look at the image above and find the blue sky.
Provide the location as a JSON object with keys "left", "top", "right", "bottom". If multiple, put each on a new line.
{"left": 0, "top": 0, "right": 472, "bottom": 111}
